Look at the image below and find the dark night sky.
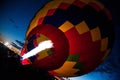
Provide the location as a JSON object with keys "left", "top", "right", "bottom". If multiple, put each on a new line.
{"left": 0, "top": 0, "right": 120, "bottom": 80}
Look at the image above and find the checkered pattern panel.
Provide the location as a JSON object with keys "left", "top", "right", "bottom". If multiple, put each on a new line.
{"left": 25, "top": 0, "right": 114, "bottom": 77}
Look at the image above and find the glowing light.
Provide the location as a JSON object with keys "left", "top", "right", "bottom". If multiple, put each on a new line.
{"left": 4, "top": 42, "right": 9, "bottom": 46}
{"left": 21, "top": 40, "right": 53, "bottom": 60}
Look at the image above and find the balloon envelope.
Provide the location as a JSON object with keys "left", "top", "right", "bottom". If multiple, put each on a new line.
{"left": 21, "top": 0, "right": 114, "bottom": 77}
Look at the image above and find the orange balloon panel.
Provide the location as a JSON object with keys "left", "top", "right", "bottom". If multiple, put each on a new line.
{"left": 21, "top": 0, "right": 115, "bottom": 77}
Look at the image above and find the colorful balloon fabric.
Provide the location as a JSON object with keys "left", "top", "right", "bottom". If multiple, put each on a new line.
{"left": 20, "top": 0, "right": 115, "bottom": 77}
{"left": 20, "top": 24, "right": 69, "bottom": 70}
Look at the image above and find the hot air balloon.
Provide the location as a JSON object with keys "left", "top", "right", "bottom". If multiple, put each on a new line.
{"left": 20, "top": 0, "right": 114, "bottom": 77}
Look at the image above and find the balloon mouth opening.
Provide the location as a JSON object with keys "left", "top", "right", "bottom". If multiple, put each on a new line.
{"left": 20, "top": 24, "right": 69, "bottom": 68}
